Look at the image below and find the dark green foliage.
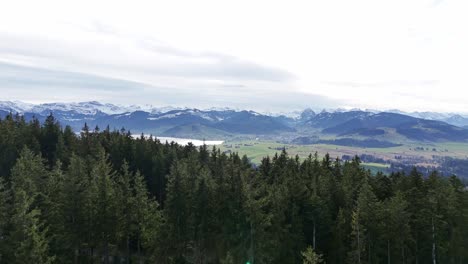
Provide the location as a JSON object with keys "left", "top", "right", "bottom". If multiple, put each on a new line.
{"left": 0, "top": 178, "right": 9, "bottom": 260}
{"left": 0, "top": 113, "right": 467, "bottom": 263}
{"left": 5, "top": 149, "right": 54, "bottom": 263}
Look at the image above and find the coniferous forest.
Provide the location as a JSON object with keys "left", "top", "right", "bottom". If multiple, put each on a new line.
{"left": 0, "top": 113, "right": 467, "bottom": 264}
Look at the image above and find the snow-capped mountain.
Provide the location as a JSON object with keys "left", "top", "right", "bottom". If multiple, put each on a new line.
{"left": 443, "top": 114, "right": 468, "bottom": 128}
{"left": 406, "top": 112, "right": 453, "bottom": 121}
{"left": 0, "top": 101, "right": 34, "bottom": 113}
{"left": 385, "top": 110, "right": 468, "bottom": 127}
{"left": 29, "top": 101, "right": 122, "bottom": 115}
{"left": 0, "top": 101, "right": 185, "bottom": 116}
{"left": 0, "top": 101, "right": 293, "bottom": 136}
{"left": 0, "top": 101, "right": 132, "bottom": 115}
{"left": 1, "top": 101, "right": 467, "bottom": 139}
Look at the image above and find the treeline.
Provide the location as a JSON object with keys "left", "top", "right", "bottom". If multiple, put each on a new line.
{"left": 0, "top": 113, "right": 467, "bottom": 263}
{"left": 390, "top": 158, "right": 468, "bottom": 183}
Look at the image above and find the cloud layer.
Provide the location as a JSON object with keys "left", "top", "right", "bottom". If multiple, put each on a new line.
{"left": 0, "top": 62, "right": 334, "bottom": 112}
{"left": 0, "top": 0, "right": 467, "bottom": 113}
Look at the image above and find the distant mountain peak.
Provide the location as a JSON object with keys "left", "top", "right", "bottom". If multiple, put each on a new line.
{"left": 1, "top": 101, "right": 468, "bottom": 138}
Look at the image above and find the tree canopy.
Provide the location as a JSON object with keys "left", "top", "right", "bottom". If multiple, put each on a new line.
{"left": 0, "top": 113, "right": 467, "bottom": 263}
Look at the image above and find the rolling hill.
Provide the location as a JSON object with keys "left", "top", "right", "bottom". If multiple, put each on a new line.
{"left": 301, "top": 110, "right": 373, "bottom": 128}
{"left": 1, "top": 101, "right": 467, "bottom": 142}
{"left": 0, "top": 102, "right": 293, "bottom": 137}
{"left": 322, "top": 112, "right": 468, "bottom": 142}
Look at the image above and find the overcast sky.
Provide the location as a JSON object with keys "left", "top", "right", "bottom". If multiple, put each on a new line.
{"left": 0, "top": 0, "right": 467, "bottom": 113}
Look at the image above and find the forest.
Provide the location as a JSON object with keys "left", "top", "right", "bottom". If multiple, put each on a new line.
{"left": 0, "top": 113, "right": 467, "bottom": 264}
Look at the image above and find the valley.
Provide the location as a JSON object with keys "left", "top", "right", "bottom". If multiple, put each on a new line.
{"left": 219, "top": 138, "right": 468, "bottom": 176}
{"left": 2, "top": 100, "right": 468, "bottom": 179}
{"left": 3, "top": 3, "right": 468, "bottom": 262}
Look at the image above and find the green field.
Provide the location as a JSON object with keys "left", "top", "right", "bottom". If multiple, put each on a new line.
{"left": 219, "top": 139, "right": 468, "bottom": 169}
{"left": 219, "top": 139, "right": 398, "bottom": 164}
{"left": 362, "top": 162, "right": 391, "bottom": 174}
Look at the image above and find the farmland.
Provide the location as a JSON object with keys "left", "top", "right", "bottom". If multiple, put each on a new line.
{"left": 219, "top": 139, "right": 468, "bottom": 178}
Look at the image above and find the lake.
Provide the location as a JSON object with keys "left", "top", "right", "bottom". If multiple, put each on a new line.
{"left": 131, "top": 135, "right": 223, "bottom": 146}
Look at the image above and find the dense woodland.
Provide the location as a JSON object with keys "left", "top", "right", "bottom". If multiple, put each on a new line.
{"left": 0, "top": 113, "right": 467, "bottom": 263}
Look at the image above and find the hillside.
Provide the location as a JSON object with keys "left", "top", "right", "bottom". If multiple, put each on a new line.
{"left": 0, "top": 116, "right": 466, "bottom": 263}
{"left": 1, "top": 101, "right": 467, "bottom": 142}
{"left": 301, "top": 110, "right": 373, "bottom": 128}
{"left": 0, "top": 102, "right": 292, "bottom": 137}
{"left": 322, "top": 112, "right": 468, "bottom": 142}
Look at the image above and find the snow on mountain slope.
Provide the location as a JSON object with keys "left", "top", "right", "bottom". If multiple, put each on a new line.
{"left": 1, "top": 101, "right": 468, "bottom": 128}
{"left": 30, "top": 101, "right": 134, "bottom": 115}
{"left": 0, "top": 101, "right": 34, "bottom": 113}
{"left": 0, "top": 101, "right": 198, "bottom": 116}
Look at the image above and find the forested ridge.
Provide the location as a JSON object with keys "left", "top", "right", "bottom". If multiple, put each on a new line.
{"left": 0, "top": 113, "right": 467, "bottom": 263}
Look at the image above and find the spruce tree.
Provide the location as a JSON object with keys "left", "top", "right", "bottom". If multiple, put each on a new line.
{"left": 0, "top": 178, "right": 9, "bottom": 261}
{"left": 133, "top": 171, "right": 162, "bottom": 262}
{"left": 62, "top": 154, "right": 89, "bottom": 262}
{"left": 42, "top": 162, "right": 67, "bottom": 262}
{"left": 115, "top": 162, "right": 134, "bottom": 263}
{"left": 8, "top": 189, "right": 55, "bottom": 264}
{"left": 191, "top": 168, "right": 217, "bottom": 263}
{"left": 164, "top": 160, "right": 190, "bottom": 261}
{"left": 5, "top": 147, "right": 54, "bottom": 263}
{"left": 91, "top": 151, "right": 119, "bottom": 264}
{"left": 381, "top": 191, "right": 410, "bottom": 264}
{"left": 10, "top": 147, "right": 47, "bottom": 196}
{"left": 40, "top": 114, "right": 61, "bottom": 168}
{"left": 301, "top": 246, "right": 324, "bottom": 264}
{"left": 349, "top": 178, "right": 381, "bottom": 264}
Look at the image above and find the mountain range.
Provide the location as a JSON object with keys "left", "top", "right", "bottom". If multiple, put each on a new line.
{"left": 1, "top": 101, "right": 468, "bottom": 143}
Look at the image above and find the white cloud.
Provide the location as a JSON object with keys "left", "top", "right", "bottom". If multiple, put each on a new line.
{"left": 0, "top": 0, "right": 467, "bottom": 112}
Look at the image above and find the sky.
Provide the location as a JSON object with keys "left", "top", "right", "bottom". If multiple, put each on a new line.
{"left": 0, "top": 0, "right": 467, "bottom": 113}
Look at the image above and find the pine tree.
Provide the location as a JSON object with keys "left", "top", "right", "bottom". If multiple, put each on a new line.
{"left": 243, "top": 168, "right": 274, "bottom": 264}
{"left": 1, "top": 115, "right": 468, "bottom": 263}
{"left": 61, "top": 125, "right": 77, "bottom": 166}
{"left": 426, "top": 172, "right": 458, "bottom": 263}
{"left": 91, "top": 151, "right": 119, "bottom": 264}
{"left": 381, "top": 191, "right": 410, "bottom": 264}
{"left": 164, "top": 160, "right": 190, "bottom": 261}
{"left": 133, "top": 171, "right": 162, "bottom": 262}
{"left": 42, "top": 162, "right": 67, "bottom": 261}
{"left": 447, "top": 176, "right": 468, "bottom": 262}
{"left": 191, "top": 168, "right": 217, "bottom": 263}
{"left": 40, "top": 113, "right": 61, "bottom": 168}
{"left": 5, "top": 147, "right": 54, "bottom": 263}
{"left": 350, "top": 210, "right": 364, "bottom": 264}
{"left": 0, "top": 178, "right": 10, "bottom": 261}
{"left": 349, "top": 179, "right": 381, "bottom": 264}
{"left": 405, "top": 168, "right": 430, "bottom": 264}
{"left": 302, "top": 246, "right": 324, "bottom": 264}
{"left": 8, "top": 189, "right": 55, "bottom": 264}
{"left": 115, "top": 162, "right": 133, "bottom": 263}
{"left": 62, "top": 154, "right": 89, "bottom": 263}
{"left": 10, "top": 147, "right": 47, "bottom": 196}
{"left": 330, "top": 208, "right": 348, "bottom": 264}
